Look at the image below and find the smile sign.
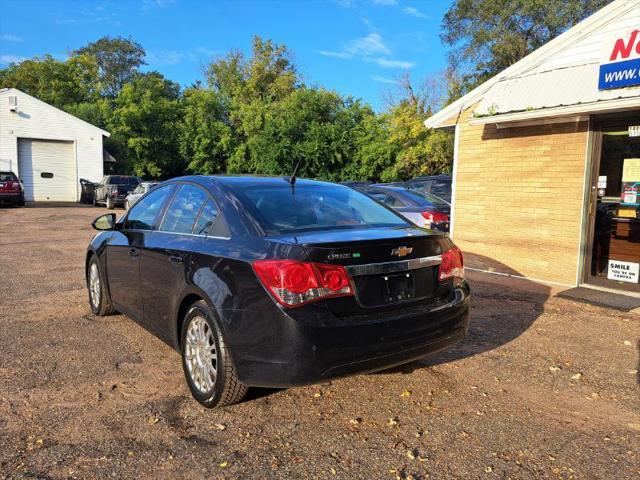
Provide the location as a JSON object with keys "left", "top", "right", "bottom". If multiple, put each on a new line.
{"left": 607, "top": 260, "right": 639, "bottom": 284}
{"left": 599, "top": 29, "right": 640, "bottom": 90}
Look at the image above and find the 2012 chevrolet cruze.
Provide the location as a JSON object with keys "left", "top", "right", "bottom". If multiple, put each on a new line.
{"left": 86, "top": 176, "right": 470, "bottom": 407}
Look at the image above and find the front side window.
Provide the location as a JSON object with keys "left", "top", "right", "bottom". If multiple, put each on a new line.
{"left": 125, "top": 185, "right": 173, "bottom": 230}
{"left": 160, "top": 184, "right": 208, "bottom": 234}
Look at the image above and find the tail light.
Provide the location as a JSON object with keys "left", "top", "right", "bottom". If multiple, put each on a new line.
{"left": 438, "top": 246, "right": 464, "bottom": 282}
{"left": 421, "top": 211, "right": 449, "bottom": 224}
{"left": 7, "top": 181, "right": 22, "bottom": 192}
{"left": 253, "top": 260, "right": 353, "bottom": 307}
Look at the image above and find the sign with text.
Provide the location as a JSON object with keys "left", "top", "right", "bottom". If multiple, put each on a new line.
{"left": 630, "top": 125, "right": 640, "bottom": 137}
{"left": 599, "top": 29, "right": 640, "bottom": 90}
{"left": 621, "top": 158, "right": 640, "bottom": 205}
{"left": 607, "top": 260, "right": 639, "bottom": 283}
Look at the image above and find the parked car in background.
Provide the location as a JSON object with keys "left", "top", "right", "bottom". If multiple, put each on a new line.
{"left": 86, "top": 176, "right": 469, "bottom": 408}
{"left": 340, "top": 181, "right": 372, "bottom": 188}
{"left": 405, "top": 175, "right": 452, "bottom": 204}
{"left": 94, "top": 175, "right": 141, "bottom": 210}
{"left": 79, "top": 179, "right": 98, "bottom": 205}
{"left": 125, "top": 181, "right": 160, "bottom": 210}
{"left": 357, "top": 184, "right": 451, "bottom": 232}
{"left": 0, "top": 171, "right": 25, "bottom": 207}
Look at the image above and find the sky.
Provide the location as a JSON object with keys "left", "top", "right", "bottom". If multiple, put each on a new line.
{"left": 0, "top": 0, "right": 453, "bottom": 110}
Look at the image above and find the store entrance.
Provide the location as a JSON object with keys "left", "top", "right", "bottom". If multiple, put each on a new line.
{"left": 585, "top": 111, "right": 640, "bottom": 293}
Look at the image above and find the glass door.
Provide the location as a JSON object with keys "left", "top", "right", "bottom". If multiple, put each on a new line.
{"left": 585, "top": 111, "right": 640, "bottom": 293}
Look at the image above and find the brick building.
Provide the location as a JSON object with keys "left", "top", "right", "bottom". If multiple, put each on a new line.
{"left": 426, "top": 0, "right": 640, "bottom": 294}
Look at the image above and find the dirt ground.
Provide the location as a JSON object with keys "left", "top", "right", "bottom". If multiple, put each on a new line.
{"left": 0, "top": 205, "right": 638, "bottom": 480}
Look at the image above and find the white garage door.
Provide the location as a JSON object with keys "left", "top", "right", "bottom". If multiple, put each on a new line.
{"left": 18, "top": 139, "right": 76, "bottom": 202}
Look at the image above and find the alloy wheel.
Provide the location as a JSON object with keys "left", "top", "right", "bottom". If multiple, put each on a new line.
{"left": 89, "top": 262, "right": 100, "bottom": 309}
{"left": 184, "top": 316, "right": 218, "bottom": 394}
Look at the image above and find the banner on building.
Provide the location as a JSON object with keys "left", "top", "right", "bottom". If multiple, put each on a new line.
{"left": 599, "top": 29, "right": 640, "bottom": 90}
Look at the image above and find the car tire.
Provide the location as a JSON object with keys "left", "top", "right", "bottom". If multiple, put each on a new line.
{"left": 93, "top": 195, "right": 99, "bottom": 207}
{"left": 106, "top": 196, "right": 114, "bottom": 210}
{"left": 87, "top": 256, "right": 115, "bottom": 316}
{"left": 180, "top": 301, "right": 247, "bottom": 408}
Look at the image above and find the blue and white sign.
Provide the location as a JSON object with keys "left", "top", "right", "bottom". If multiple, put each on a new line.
{"left": 598, "top": 29, "right": 640, "bottom": 90}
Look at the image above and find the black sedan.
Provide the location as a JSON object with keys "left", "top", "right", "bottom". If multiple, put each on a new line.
{"left": 86, "top": 176, "right": 469, "bottom": 407}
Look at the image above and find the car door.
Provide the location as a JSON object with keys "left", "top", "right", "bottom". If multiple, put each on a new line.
{"left": 105, "top": 184, "right": 175, "bottom": 320}
{"left": 140, "top": 183, "right": 211, "bottom": 344}
{"left": 95, "top": 176, "right": 107, "bottom": 203}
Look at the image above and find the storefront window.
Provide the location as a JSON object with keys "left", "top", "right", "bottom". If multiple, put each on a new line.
{"left": 589, "top": 112, "right": 640, "bottom": 292}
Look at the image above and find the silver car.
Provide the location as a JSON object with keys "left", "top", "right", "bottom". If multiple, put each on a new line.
{"left": 124, "top": 181, "right": 160, "bottom": 210}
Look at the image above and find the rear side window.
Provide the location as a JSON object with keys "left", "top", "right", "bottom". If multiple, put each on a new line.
{"left": 160, "top": 184, "right": 208, "bottom": 234}
{"left": 193, "top": 200, "right": 219, "bottom": 235}
{"left": 126, "top": 185, "right": 173, "bottom": 230}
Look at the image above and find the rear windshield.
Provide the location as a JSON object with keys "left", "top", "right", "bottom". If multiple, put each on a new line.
{"left": 232, "top": 183, "right": 409, "bottom": 235}
{"left": 410, "top": 179, "right": 451, "bottom": 202}
{"left": 400, "top": 189, "right": 449, "bottom": 207}
{"left": 0, "top": 172, "right": 18, "bottom": 182}
{"left": 109, "top": 176, "right": 140, "bottom": 185}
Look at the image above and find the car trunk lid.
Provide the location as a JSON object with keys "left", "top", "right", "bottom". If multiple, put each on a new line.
{"left": 275, "top": 226, "right": 453, "bottom": 317}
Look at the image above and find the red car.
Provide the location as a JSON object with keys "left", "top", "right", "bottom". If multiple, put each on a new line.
{"left": 0, "top": 172, "right": 25, "bottom": 207}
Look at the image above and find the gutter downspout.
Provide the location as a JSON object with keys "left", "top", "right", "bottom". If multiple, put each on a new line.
{"left": 450, "top": 123, "right": 461, "bottom": 239}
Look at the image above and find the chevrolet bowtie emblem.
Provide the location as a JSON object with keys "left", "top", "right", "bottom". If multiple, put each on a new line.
{"left": 391, "top": 246, "right": 413, "bottom": 257}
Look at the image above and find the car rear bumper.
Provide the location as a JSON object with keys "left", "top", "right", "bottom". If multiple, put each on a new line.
{"left": 109, "top": 195, "right": 127, "bottom": 205}
{"left": 223, "top": 284, "right": 470, "bottom": 388}
{"left": 0, "top": 193, "right": 24, "bottom": 205}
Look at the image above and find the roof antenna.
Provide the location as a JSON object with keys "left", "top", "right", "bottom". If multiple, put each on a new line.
{"left": 289, "top": 157, "right": 303, "bottom": 194}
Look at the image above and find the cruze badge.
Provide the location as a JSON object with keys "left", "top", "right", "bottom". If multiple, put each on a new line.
{"left": 391, "top": 246, "right": 413, "bottom": 257}
{"left": 327, "top": 252, "right": 361, "bottom": 260}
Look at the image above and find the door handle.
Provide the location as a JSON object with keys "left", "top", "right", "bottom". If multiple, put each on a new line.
{"left": 169, "top": 255, "right": 183, "bottom": 264}
{"left": 128, "top": 248, "right": 138, "bottom": 258}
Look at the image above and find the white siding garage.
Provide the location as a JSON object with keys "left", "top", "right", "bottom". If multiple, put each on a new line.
{"left": 18, "top": 139, "right": 76, "bottom": 201}
{"left": 0, "top": 88, "right": 109, "bottom": 202}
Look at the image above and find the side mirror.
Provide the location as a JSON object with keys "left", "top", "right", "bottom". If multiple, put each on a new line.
{"left": 92, "top": 213, "right": 116, "bottom": 231}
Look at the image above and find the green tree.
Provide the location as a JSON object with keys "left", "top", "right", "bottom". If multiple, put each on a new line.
{"left": 381, "top": 74, "right": 453, "bottom": 180}
{"left": 206, "top": 36, "right": 300, "bottom": 168}
{"left": 108, "top": 72, "right": 182, "bottom": 179}
{"left": 441, "top": 0, "right": 609, "bottom": 92}
{"left": 74, "top": 36, "right": 146, "bottom": 98}
{"left": 179, "top": 87, "right": 234, "bottom": 175}
{"left": 344, "top": 112, "right": 397, "bottom": 182}
{"left": 238, "top": 88, "right": 370, "bottom": 180}
{"left": 0, "top": 54, "right": 99, "bottom": 109}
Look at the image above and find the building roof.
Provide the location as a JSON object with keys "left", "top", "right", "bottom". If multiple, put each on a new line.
{"left": 472, "top": 63, "right": 640, "bottom": 122}
{"left": 0, "top": 87, "right": 110, "bottom": 137}
{"left": 425, "top": 0, "right": 640, "bottom": 128}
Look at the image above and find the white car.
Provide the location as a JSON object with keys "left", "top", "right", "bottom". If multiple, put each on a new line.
{"left": 124, "top": 181, "right": 160, "bottom": 210}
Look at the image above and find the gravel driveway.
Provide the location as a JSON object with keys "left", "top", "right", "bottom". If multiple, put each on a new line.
{"left": 0, "top": 205, "right": 638, "bottom": 479}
